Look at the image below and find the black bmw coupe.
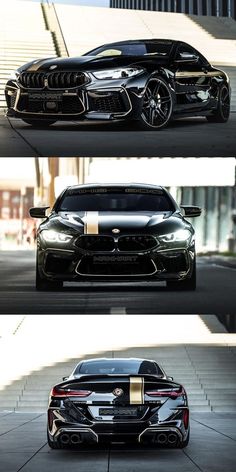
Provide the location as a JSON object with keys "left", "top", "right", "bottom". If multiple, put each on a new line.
{"left": 29, "top": 183, "right": 201, "bottom": 291}
{"left": 5, "top": 39, "right": 230, "bottom": 129}
{"left": 47, "top": 357, "right": 190, "bottom": 449}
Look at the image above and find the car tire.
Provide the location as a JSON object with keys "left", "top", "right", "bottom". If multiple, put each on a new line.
{"left": 167, "top": 258, "right": 196, "bottom": 291}
{"left": 47, "top": 431, "right": 61, "bottom": 449}
{"left": 22, "top": 119, "right": 56, "bottom": 127}
{"left": 36, "top": 259, "right": 63, "bottom": 291}
{"left": 179, "top": 430, "right": 190, "bottom": 449}
{"left": 206, "top": 84, "right": 230, "bottom": 123}
{"left": 138, "top": 76, "right": 173, "bottom": 130}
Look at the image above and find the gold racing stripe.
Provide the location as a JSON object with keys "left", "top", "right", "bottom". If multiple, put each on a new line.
{"left": 84, "top": 211, "right": 99, "bottom": 234}
{"left": 130, "top": 377, "right": 144, "bottom": 404}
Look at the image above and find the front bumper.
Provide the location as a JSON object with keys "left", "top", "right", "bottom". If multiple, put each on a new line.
{"left": 37, "top": 238, "right": 195, "bottom": 283}
{"left": 5, "top": 72, "right": 148, "bottom": 121}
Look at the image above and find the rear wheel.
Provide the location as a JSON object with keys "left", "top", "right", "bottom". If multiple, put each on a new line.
{"left": 47, "top": 431, "right": 61, "bottom": 449}
{"left": 22, "top": 119, "right": 56, "bottom": 127}
{"left": 139, "top": 76, "right": 173, "bottom": 130}
{"left": 36, "top": 259, "right": 63, "bottom": 291}
{"left": 206, "top": 84, "right": 230, "bottom": 123}
{"left": 167, "top": 258, "right": 196, "bottom": 291}
{"left": 179, "top": 430, "right": 190, "bottom": 449}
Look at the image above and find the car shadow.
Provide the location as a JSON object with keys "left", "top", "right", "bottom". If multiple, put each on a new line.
{"left": 15, "top": 116, "right": 209, "bottom": 132}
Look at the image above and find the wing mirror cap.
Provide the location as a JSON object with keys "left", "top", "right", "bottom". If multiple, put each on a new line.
{"left": 62, "top": 376, "right": 69, "bottom": 381}
{"left": 180, "top": 205, "right": 202, "bottom": 217}
{"left": 29, "top": 206, "right": 50, "bottom": 218}
{"left": 167, "top": 376, "right": 174, "bottom": 381}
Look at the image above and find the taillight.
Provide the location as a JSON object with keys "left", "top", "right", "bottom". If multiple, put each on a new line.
{"left": 146, "top": 387, "right": 185, "bottom": 398}
{"left": 50, "top": 386, "right": 92, "bottom": 398}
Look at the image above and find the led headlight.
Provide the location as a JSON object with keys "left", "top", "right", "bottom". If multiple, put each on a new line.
{"left": 92, "top": 68, "right": 144, "bottom": 80}
{"left": 159, "top": 229, "right": 192, "bottom": 243}
{"left": 9, "top": 70, "right": 20, "bottom": 81}
{"left": 41, "top": 230, "right": 73, "bottom": 243}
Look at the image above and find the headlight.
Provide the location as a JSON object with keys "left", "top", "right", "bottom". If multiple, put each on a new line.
{"left": 9, "top": 70, "right": 20, "bottom": 81}
{"left": 41, "top": 230, "right": 73, "bottom": 243}
{"left": 92, "top": 68, "right": 144, "bottom": 80}
{"left": 159, "top": 229, "right": 192, "bottom": 243}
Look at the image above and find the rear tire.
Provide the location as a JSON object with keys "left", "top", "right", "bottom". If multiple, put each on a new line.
{"left": 206, "top": 84, "right": 230, "bottom": 123}
{"left": 179, "top": 430, "right": 190, "bottom": 449}
{"left": 36, "top": 259, "right": 63, "bottom": 291}
{"left": 167, "top": 258, "right": 196, "bottom": 291}
{"left": 47, "top": 431, "right": 61, "bottom": 449}
{"left": 22, "top": 119, "right": 56, "bottom": 127}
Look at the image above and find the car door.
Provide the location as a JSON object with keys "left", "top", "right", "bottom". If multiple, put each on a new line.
{"left": 173, "top": 42, "right": 212, "bottom": 113}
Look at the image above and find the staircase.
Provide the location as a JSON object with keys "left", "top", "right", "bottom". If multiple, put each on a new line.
{"left": 0, "top": 0, "right": 57, "bottom": 111}
{"left": 0, "top": 345, "right": 235, "bottom": 413}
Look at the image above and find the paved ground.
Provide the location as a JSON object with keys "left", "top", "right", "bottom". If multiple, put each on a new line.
{"left": 0, "top": 114, "right": 235, "bottom": 157}
{"left": 0, "top": 251, "right": 235, "bottom": 314}
{"left": 0, "top": 412, "right": 235, "bottom": 472}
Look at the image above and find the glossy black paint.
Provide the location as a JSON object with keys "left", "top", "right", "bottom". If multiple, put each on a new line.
{"left": 47, "top": 357, "right": 190, "bottom": 448}
{"left": 29, "top": 183, "right": 201, "bottom": 289}
{"left": 5, "top": 39, "right": 230, "bottom": 128}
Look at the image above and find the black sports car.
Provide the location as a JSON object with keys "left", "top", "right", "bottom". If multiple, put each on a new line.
{"left": 5, "top": 39, "right": 230, "bottom": 129}
{"left": 29, "top": 183, "right": 201, "bottom": 291}
{"left": 47, "top": 357, "right": 190, "bottom": 449}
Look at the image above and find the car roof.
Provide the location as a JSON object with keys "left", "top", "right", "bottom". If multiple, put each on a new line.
{"left": 76, "top": 357, "right": 157, "bottom": 364}
{"left": 67, "top": 183, "right": 164, "bottom": 191}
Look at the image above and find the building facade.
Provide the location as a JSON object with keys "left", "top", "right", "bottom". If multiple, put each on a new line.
{"left": 110, "top": 1, "right": 236, "bottom": 19}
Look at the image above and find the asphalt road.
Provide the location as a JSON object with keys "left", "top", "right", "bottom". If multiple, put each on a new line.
{"left": 0, "top": 412, "right": 235, "bottom": 472}
{"left": 0, "top": 250, "right": 235, "bottom": 314}
{"left": 0, "top": 113, "right": 235, "bottom": 157}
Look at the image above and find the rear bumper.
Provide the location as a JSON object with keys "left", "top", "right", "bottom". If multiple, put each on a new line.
{"left": 49, "top": 421, "right": 187, "bottom": 446}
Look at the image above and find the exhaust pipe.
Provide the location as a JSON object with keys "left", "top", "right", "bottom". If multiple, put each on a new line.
{"left": 157, "top": 433, "right": 168, "bottom": 445}
{"left": 70, "top": 433, "right": 82, "bottom": 445}
{"left": 168, "top": 433, "right": 177, "bottom": 445}
{"left": 60, "top": 433, "right": 70, "bottom": 445}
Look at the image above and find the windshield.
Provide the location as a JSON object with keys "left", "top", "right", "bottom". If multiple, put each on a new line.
{"left": 58, "top": 189, "right": 174, "bottom": 212}
{"left": 84, "top": 41, "right": 173, "bottom": 57}
{"left": 75, "top": 359, "right": 163, "bottom": 375}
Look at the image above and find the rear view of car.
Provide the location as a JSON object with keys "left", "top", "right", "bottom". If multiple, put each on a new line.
{"left": 47, "top": 358, "right": 190, "bottom": 449}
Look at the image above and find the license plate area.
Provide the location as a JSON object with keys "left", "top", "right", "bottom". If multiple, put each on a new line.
{"left": 28, "top": 92, "right": 62, "bottom": 101}
{"left": 99, "top": 407, "right": 138, "bottom": 417}
{"left": 93, "top": 255, "right": 139, "bottom": 264}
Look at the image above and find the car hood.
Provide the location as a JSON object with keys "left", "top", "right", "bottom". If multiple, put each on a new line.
{"left": 18, "top": 55, "right": 167, "bottom": 73}
{"left": 42, "top": 211, "right": 189, "bottom": 235}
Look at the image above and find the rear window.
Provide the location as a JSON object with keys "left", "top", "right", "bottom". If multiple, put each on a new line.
{"left": 75, "top": 359, "right": 163, "bottom": 375}
{"left": 58, "top": 189, "right": 174, "bottom": 212}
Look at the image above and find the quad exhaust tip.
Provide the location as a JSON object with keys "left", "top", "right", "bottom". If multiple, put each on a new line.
{"left": 60, "top": 433, "right": 70, "bottom": 445}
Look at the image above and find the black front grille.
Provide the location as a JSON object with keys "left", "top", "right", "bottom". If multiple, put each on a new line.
{"left": 19, "top": 71, "right": 89, "bottom": 89}
{"left": 89, "top": 92, "right": 126, "bottom": 113}
{"left": 76, "top": 235, "right": 157, "bottom": 252}
{"left": 76, "top": 236, "right": 114, "bottom": 252}
{"left": 17, "top": 93, "right": 84, "bottom": 114}
{"left": 118, "top": 236, "right": 157, "bottom": 251}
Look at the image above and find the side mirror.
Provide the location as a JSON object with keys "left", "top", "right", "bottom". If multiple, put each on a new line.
{"left": 62, "top": 376, "right": 69, "bottom": 381}
{"left": 29, "top": 206, "right": 50, "bottom": 218}
{"left": 180, "top": 205, "right": 202, "bottom": 218}
{"left": 175, "top": 52, "right": 199, "bottom": 64}
{"left": 167, "top": 376, "right": 173, "bottom": 381}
